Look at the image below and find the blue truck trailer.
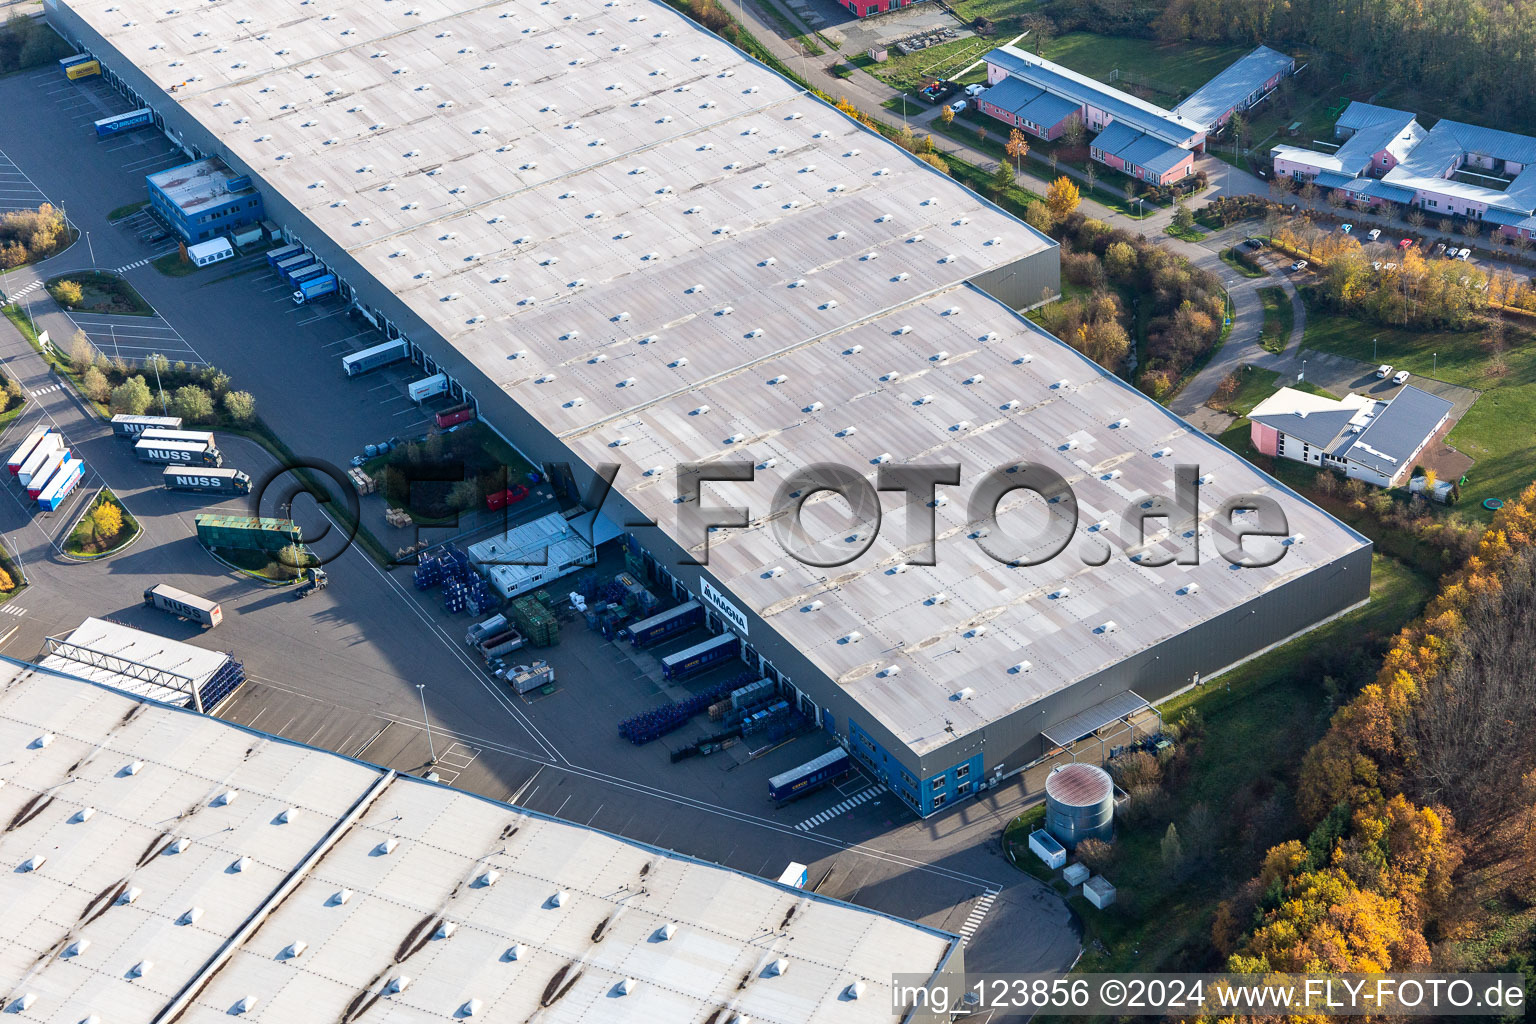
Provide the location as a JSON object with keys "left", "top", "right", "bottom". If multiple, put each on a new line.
{"left": 37, "top": 459, "right": 84, "bottom": 511}
{"left": 265, "top": 243, "right": 302, "bottom": 267}
{"left": 93, "top": 108, "right": 152, "bottom": 137}
{"left": 768, "top": 748, "right": 852, "bottom": 804}
{"left": 293, "top": 274, "right": 337, "bottom": 304}
{"left": 622, "top": 600, "right": 704, "bottom": 648}
{"left": 659, "top": 631, "right": 739, "bottom": 681}
{"left": 274, "top": 253, "right": 315, "bottom": 281}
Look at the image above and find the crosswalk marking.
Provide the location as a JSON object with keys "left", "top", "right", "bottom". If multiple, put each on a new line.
{"left": 958, "top": 889, "right": 999, "bottom": 946}
{"left": 3, "top": 280, "right": 43, "bottom": 302}
{"left": 115, "top": 257, "right": 154, "bottom": 272}
{"left": 29, "top": 384, "right": 62, "bottom": 398}
{"left": 793, "top": 785, "right": 883, "bottom": 831}
{"left": 1, "top": 605, "right": 27, "bottom": 617}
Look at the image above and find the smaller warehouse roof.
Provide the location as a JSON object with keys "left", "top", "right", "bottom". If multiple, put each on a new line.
{"left": 1344, "top": 385, "right": 1453, "bottom": 475}
{"left": 982, "top": 78, "right": 1082, "bottom": 130}
{"left": 1173, "top": 45, "right": 1293, "bottom": 130}
{"left": 39, "top": 617, "right": 231, "bottom": 708}
{"left": 1336, "top": 101, "right": 1415, "bottom": 134}
{"left": 146, "top": 157, "right": 254, "bottom": 213}
{"left": 467, "top": 511, "right": 597, "bottom": 597}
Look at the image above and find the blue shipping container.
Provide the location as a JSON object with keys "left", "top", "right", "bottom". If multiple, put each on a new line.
{"left": 768, "top": 748, "right": 851, "bottom": 804}
{"left": 265, "top": 244, "right": 302, "bottom": 267}
{"left": 94, "top": 108, "right": 153, "bottom": 137}
{"left": 625, "top": 600, "right": 703, "bottom": 648}
{"left": 659, "top": 631, "right": 738, "bottom": 680}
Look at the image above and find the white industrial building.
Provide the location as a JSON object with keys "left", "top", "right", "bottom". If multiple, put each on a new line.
{"left": 39, "top": 617, "right": 246, "bottom": 713}
{"left": 0, "top": 658, "right": 961, "bottom": 1023}
{"left": 46, "top": 0, "right": 1373, "bottom": 816}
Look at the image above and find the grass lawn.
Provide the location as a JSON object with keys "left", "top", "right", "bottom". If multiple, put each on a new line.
{"left": 1039, "top": 33, "right": 1248, "bottom": 105}
{"left": 1298, "top": 301, "right": 1536, "bottom": 517}
{"left": 47, "top": 271, "right": 154, "bottom": 317}
{"left": 152, "top": 251, "right": 202, "bottom": 277}
{"left": 1165, "top": 223, "right": 1206, "bottom": 242}
{"left": 106, "top": 199, "right": 149, "bottom": 222}
{"left": 65, "top": 489, "right": 140, "bottom": 558}
{"left": 1210, "top": 364, "right": 1333, "bottom": 416}
{"left": 860, "top": 35, "right": 1004, "bottom": 93}
{"left": 1258, "top": 286, "right": 1294, "bottom": 352}
{"left": 1012, "top": 553, "right": 1430, "bottom": 980}
{"left": 1221, "top": 246, "right": 1268, "bottom": 278}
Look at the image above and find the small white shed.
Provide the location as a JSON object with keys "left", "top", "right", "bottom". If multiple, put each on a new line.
{"left": 1083, "top": 875, "right": 1117, "bottom": 909}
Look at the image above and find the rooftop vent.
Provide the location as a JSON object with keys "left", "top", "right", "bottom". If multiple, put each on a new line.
{"left": 504, "top": 944, "right": 526, "bottom": 961}
{"left": 230, "top": 856, "right": 251, "bottom": 873}
{"left": 1001, "top": 399, "right": 1021, "bottom": 410}
{"left": 178, "top": 907, "right": 204, "bottom": 926}
{"left": 279, "top": 940, "right": 308, "bottom": 960}
{"left": 213, "top": 789, "right": 238, "bottom": 807}
{"left": 656, "top": 922, "right": 677, "bottom": 940}
{"left": 1096, "top": 621, "right": 1120, "bottom": 634}
{"left": 877, "top": 665, "right": 900, "bottom": 678}
{"left": 384, "top": 976, "right": 411, "bottom": 995}
{"left": 70, "top": 806, "right": 95, "bottom": 823}
{"left": 19, "top": 854, "right": 44, "bottom": 872}
{"left": 128, "top": 960, "right": 152, "bottom": 979}
{"left": 232, "top": 996, "right": 259, "bottom": 1015}
{"left": 964, "top": 374, "right": 985, "bottom": 385}
{"left": 459, "top": 1000, "right": 483, "bottom": 1017}
{"left": 550, "top": 889, "right": 569, "bottom": 907}
{"left": 62, "top": 939, "right": 89, "bottom": 958}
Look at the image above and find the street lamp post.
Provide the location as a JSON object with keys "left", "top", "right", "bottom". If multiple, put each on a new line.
{"left": 416, "top": 683, "right": 438, "bottom": 767}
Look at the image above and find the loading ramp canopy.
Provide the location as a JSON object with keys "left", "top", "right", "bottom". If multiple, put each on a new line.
{"left": 1041, "top": 690, "right": 1150, "bottom": 748}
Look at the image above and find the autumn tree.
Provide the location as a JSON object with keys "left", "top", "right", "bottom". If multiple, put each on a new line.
{"left": 81, "top": 366, "right": 110, "bottom": 403}
{"left": 52, "top": 279, "right": 83, "bottom": 307}
{"left": 91, "top": 500, "right": 123, "bottom": 541}
{"left": 1045, "top": 175, "right": 1080, "bottom": 219}
{"left": 1005, "top": 127, "right": 1030, "bottom": 171}
{"left": 171, "top": 385, "right": 214, "bottom": 423}
{"left": 109, "top": 375, "right": 153, "bottom": 416}
{"left": 223, "top": 390, "right": 257, "bottom": 422}
{"left": 939, "top": 104, "right": 954, "bottom": 126}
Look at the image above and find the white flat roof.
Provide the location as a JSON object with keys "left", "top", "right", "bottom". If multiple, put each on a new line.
{"left": 38, "top": 617, "right": 232, "bottom": 707}
{"left": 467, "top": 511, "right": 598, "bottom": 596}
{"left": 63, "top": 0, "right": 1368, "bottom": 756}
{"left": 0, "top": 659, "right": 958, "bottom": 1023}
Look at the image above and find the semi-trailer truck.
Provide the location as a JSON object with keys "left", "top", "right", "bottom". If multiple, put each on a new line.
{"left": 139, "top": 428, "right": 216, "bottom": 448}
{"left": 162, "top": 466, "right": 252, "bottom": 496}
{"left": 111, "top": 414, "right": 182, "bottom": 438}
{"left": 342, "top": 339, "right": 410, "bottom": 377}
{"left": 659, "top": 632, "right": 739, "bottom": 681}
{"left": 293, "top": 274, "right": 337, "bottom": 304}
{"left": 16, "top": 435, "right": 63, "bottom": 487}
{"left": 407, "top": 373, "right": 449, "bottom": 401}
{"left": 621, "top": 600, "right": 704, "bottom": 648}
{"left": 273, "top": 253, "right": 313, "bottom": 279}
{"left": 36, "top": 459, "right": 84, "bottom": 510}
{"left": 288, "top": 264, "right": 328, "bottom": 288}
{"left": 25, "top": 449, "right": 70, "bottom": 497}
{"left": 265, "top": 243, "right": 302, "bottom": 267}
{"left": 7, "top": 427, "right": 52, "bottom": 475}
{"left": 135, "top": 438, "right": 222, "bottom": 467}
{"left": 768, "top": 748, "right": 852, "bottom": 805}
{"left": 143, "top": 583, "right": 223, "bottom": 627}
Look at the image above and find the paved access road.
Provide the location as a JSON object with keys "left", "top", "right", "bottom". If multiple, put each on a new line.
{"left": 0, "top": 65, "right": 1082, "bottom": 972}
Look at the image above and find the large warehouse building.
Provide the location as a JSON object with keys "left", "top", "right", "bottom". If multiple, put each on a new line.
{"left": 46, "top": 0, "right": 1373, "bottom": 817}
{"left": 0, "top": 659, "right": 961, "bottom": 1023}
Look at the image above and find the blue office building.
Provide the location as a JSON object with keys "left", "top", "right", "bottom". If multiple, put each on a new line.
{"left": 146, "top": 157, "right": 263, "bottom": 244}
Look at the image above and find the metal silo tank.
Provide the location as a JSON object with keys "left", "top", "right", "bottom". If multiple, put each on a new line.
{"left": 1044, "top": 762, "right": 1114, "bottom": 847}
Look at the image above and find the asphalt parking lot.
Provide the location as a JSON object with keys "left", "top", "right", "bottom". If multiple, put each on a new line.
{"left": 0, "top": 64, "right": 1081, "bottom": 972}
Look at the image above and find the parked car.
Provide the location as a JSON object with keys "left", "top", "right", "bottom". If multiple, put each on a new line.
{"left": 964, "top": 83, "right": 987, "bottom": 97}
{"left": 1432, "top": 242, "right": 1446, "bottom": 256}
{"left": 1371, "top": 261, "right": 1383, "bottom": 271}
{"left": 1399, "top": 238, "right": 1414, "bottom": 249}
{"left": 948, "top": 98, "right": 967, "bottom": 113}
{"left": 1245, "top": 237, "right": 1266, "bottom": 249}
{"left": 1367, "top": 228, "right": 1381, "bottom": 241}
{"left": 1290, "top": 259, "right": 1308, "bottom": 271}
{"left": 1340, "top": 223, "right": 1352, "bottom": 234}
{"left": 1377, "top": 364, "right": 1393, "bottom": 378}
{"left": 1456, "top": 248, "right": 1471, "bottom": 261}
{"left": 1392, "top": 369, "right": 1410, "bottom": 385}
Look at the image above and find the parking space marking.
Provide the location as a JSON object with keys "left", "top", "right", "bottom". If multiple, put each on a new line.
{"left": 793, "top": 785, "right": 884, "bottom": 831}
{"left": 67, "top": 311, "right": 208, "bottom": 367}
{"left": 958, "top": 889, "right": 999, "bottom": 946}
{"left": 0, "top": 143, "right": 50, "bottom": 211}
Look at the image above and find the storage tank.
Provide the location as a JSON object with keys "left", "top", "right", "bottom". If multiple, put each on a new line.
{"left": 1044, "top": 762, "right": 1115, "bottom": 847}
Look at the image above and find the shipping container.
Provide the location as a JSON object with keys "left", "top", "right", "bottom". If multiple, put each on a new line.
{"left": 58, "top": 54, "right": 92, "bottom": 70}
{"left": 66, "top": 59, "right": 101, "bottom": 80}
{"left": 265, "top": 243, "right": 302, "bottom": 267}
{"left": 135, "top": 439, "right": 222, "bottom": 467}
{"left": 776, "top": 862, "right": 809, "bottom": 888}
{"left": 342, "top": 339, "right": 409, "bottom": 377}
{"left": 503, "top": 660, "right": 555, "bottom": 694}
{"left": 111, "top": 414, "right": 182, "bottom": 438}
{"left": 288, "top": 263, "right": 327, "bottom": 287}
{"left": 293, "top": 274, "right": 337, "bottom": 304}
{"left": 478, "top": 628, "right": 526, "bottom": 659}
{"left": 25, "top": 448, "right": 71, "bottom": 497}
{"left": 36, "top": 460, "right": 84, "bottom": 511}
{"left": 660, "top": 632, "right": 739, "bottom": 681}
{"left": 194, "top": 513, "right": 303, "bottom": 553}
{"left": 95, "top": 108, "right": 153, "bottom": 136}
{"left": 140, "top": 428, "right": 216, "bottom": 447}
{"left": 143, "top": 583, "right": 223, "bottom": 627}
{"left": 282, "top": 258, "right": 324, "bottom": 286}
{"left": 435, "top": 402, "right": 476, "bottom": 428}
{"left": 407, "top": 373, "right": 449, "bottom": 401}
{"left": 465, "top": 613, "right": 508, "bottom": 646}
{"left": 274, "top": 253, "right": 314, "bottom": 278}
{"left": 16, "top": 434, "right": 63, "bottom": 486}
{"left": 162, "top": 466, "right": 252, "bottom": 496}
{"left": 623, "top": 600, "right": 704, "bottom": 648}
{"left": 7, "top": 427, "right": 52, "bottom": 475}
{"left": 730, "top": 678, "right": 776, "bottom": 711}
{"left": 768, "top": 748, "right": 851, "bottom": 804}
